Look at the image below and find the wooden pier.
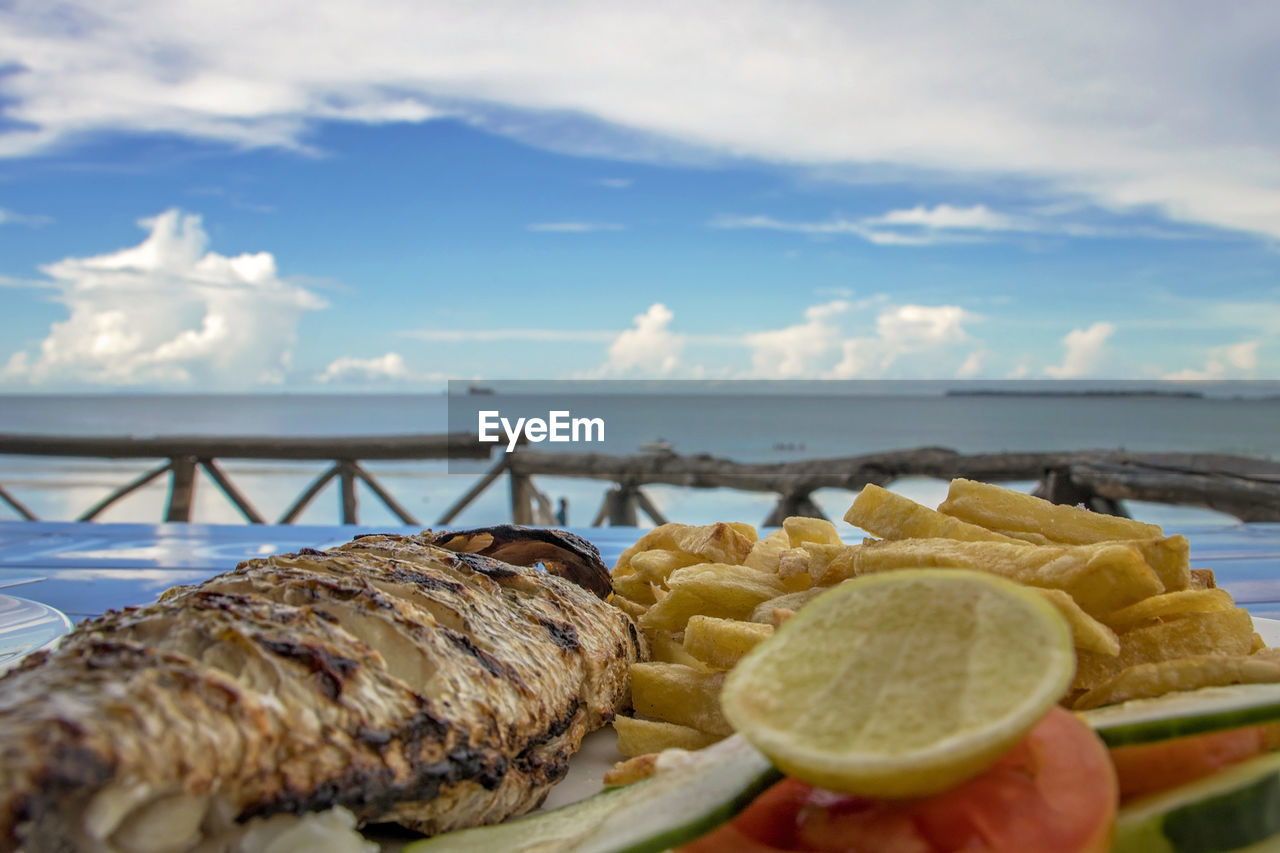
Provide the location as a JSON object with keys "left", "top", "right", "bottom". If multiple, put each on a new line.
{"left": 2, "top": 433, "right": 1279, "bottom": 526}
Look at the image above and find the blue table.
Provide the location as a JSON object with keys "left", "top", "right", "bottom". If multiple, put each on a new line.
{"left": 4, "top": 520, "right": 1280, "bottom": 623}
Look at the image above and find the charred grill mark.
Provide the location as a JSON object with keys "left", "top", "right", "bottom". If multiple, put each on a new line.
{"left": 256, "top": 636, "right": 359, "bottom": 700}
{"left": 386, "top": 568, "right": 466, "bottom": 594}
{"left": 357, "top": 702, "right": 453, "bottom": 750}
{"left": 535, "top": 617, "right": 580, "bottom": 651}
{"left": 441, "top": 630, "right": 529, "bottom": 692}
{"left": 515, "top": 699, "right": 580, "bottom": 761}
{"left": 240, "top": 740, "right": 509, "bottom": 821}
{"left": 627, "top": 619, "right": 642, "bottom": 655}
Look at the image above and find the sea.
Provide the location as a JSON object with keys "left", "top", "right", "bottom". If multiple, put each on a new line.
{"left": 1, "top": 382, "right": 1278, "bottom": 530}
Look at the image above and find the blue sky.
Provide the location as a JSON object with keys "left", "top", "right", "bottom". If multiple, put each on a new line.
{"left": 1, "top": 1, "right": 1278, "bottom": 390}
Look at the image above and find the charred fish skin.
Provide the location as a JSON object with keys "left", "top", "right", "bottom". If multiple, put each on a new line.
{"left": 0, "top": 529, "right": 644, "bottom": 852}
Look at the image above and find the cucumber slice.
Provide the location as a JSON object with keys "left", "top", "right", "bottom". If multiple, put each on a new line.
{"left": 1113, "top": 749, "right": 1280, "bottom": 853}
{"left": 1081, "top": 684, "right": 1280, "bottom": 748}
{"left": 403, "top": 734, "right": 781, "bottom": 853}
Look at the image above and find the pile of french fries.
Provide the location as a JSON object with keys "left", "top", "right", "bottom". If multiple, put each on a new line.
{"left": 607, "top": 478, "right": 1280, "bottom": 759}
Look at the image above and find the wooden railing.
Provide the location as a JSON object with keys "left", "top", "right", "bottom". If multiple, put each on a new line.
{"left": 485, "top": 447, "right": 1280, "bottom": 525}
{"left": 0, "top": 433, "right": 487, "bottom": 525}
{"left": 3, "top": 434, "right": 1279, "bottom": 526}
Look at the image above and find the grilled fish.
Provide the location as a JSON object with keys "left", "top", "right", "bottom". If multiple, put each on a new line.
{"left": 0, "top": 527, "right": 644, "bottom": 852}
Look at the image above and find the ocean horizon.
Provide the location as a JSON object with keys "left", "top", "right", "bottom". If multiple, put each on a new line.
{"left": 2, "top": 384, "right": 1278, "bottom": 530}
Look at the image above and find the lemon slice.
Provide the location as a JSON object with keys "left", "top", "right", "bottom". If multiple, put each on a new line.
{"left": 719, "top": 568, "right": 1075, "bottom": 798}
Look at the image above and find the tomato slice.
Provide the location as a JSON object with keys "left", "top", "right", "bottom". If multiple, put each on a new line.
{"left": 1109, "top": 724, "right": 1269, "bottom": 801}
{"left": 678, "top": 706, "right": 1116, "bottom": 853}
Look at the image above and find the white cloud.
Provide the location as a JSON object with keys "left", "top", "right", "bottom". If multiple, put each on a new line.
{"left": 526, "top": 221, "right": 626, "bottom": 233}
{"left": 745, "top": 299, "right": 849, "bottom": 378}
{"left": 317, "top": 352, "right": 434, "bottom": 383}
{"left": 865, "top": 204, "right": 1025, "bottom": 231}
{"left": 404, "top": 328, "right": 616, "bottom": 343}
{"left": 1044, "top": 321, "right": 1116, "bottom": 378}
{"left": 711, "top": 203, "right": 1205, "bottom": 246}
{"left": 830, "top": 304, "right": 979, "bottom": 377}
{"left": 2, "top": 209, "right": 324, "bottom": 387}
{"left": 1164, "top": 340, "right": 1260, "bottom": 380}
{"left": 604, "top": 302, "right": 683, "bottom": 375}
{"left": 956, "top": 349, "right": 985, "bottom": 378}
{"left": 0, "top": 207, "right": 52, "bottom": 227}
{"left": 4, "top": 3, "right": 1279, "bottom": 237}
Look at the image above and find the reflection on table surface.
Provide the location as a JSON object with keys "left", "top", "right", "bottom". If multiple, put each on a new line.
{"left": 2, "top": 520, "right": 1280, "bottom": 623}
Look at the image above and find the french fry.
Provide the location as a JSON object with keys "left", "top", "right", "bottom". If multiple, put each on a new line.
{"left": 611, "top": 715, "right": 722, "bottom": 759}
{"left": 782, "top": 516, "right": 842, "bottom": 547}
{"left": 1130, "top": 536, "right": 1192, "bottom": 592}
{"left": 630, "top": 548, "right": 707, "bottom": 584}
{"left": 750, "top": 588, "right": 826, "bottom": 624}
{"left": 1191, "top": 568, "right": 1218, "bottom": 589}
{"left": 845, "top": 484, "right": 1022, "bottom": 543}
{"left": 1033, "top": 588, "right": 1120, "bottom": 656}
{"left": 647, "top": 629, "right": 713, "bottom": 670}
{"left": 776, "top": 548, "right": 812, "bottom": 583}
{"left": 742, "top": 528, "right": 790, "bottom": 573}
{"left": 850, "top": 538, "right": 1162, "bottom": 616}
{"left": 664, "top": 563, "right": 790, "bottom": 620}
{"left": 1073, "top": 608, "right": 1257, "bottom": 692}
{"left": 611, "top": 571, "right": 659, "bottom": 605}
{"left": 798, "top": 543, "right": 858, "bottom": 586}
{"left": 938, "top": 478, "right": 1165, "bottom": 543}
{"left": 1100, "top": 588, "right": 1236, "bottom": 632}
{"left": 630, "top": 662, "right": 732, "bottom": 736}
{"left": 683, "top": 616, "right": 774, "bottom": 669}
{"left": 937, "top": 479, "right": 1190, "bottom": 591}
{"left": 614, "top": 523, "right": 692, "bottom": 575}
{"left": 1073, "top": 655, "right": 1280, "bottom": 710}
{"left": 639, "top": 587, "right": 742, "bottom": 634}
{"left": 610, "top": 594, "right": 648, "bottom": 622}
{"left": 672, "top": 522, "right": 756, "bottom": 565}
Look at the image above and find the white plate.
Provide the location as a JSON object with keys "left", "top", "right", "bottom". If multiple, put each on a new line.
{"left": 0, "top": 593, "right": 73, "bottom": 674}
{"left": 1256, "top": 616, "right": 1280, "bottom": 647}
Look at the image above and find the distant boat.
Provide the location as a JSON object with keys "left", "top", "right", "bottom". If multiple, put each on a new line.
{"left": 467, "top": 384, "right": 495, "bottom": 395}
{"left": 639, "top": 438, "right": 674, "bottom": 454}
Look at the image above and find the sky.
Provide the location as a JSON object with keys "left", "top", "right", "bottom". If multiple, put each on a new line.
{"left": 1, "top": 0, "right": 1278, "bottom": 391}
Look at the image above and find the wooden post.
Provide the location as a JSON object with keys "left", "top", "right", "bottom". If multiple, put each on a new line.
{"left": 763, "top": 489, "right": 827, "bottom": 526}
{"left": 510, "top": 472, "right": 534, "bottom": 525}
{"left": 606, "top": 485, "right": 639, "bottom": 526}
{"left": 338, "top": 460, "right": 358, "bottom": 524}
{"left": 1034, "top": 467, "right": 1130, "bottom": 518}
{"left": 166, "top": 456, "right": 197, "bottom": 522}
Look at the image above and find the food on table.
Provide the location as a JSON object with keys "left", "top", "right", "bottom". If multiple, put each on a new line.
{"left": 0, "top": 526, "right": 643, "bottom": 852}
{"left": 718, "top": 570, "right": 1076, "bottom": 798}
{"left": 610, "top": 479, "right": 1276, "bottom": 752}
{"left": 600, "top": 479, "right": 1280, "bottom": 850}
